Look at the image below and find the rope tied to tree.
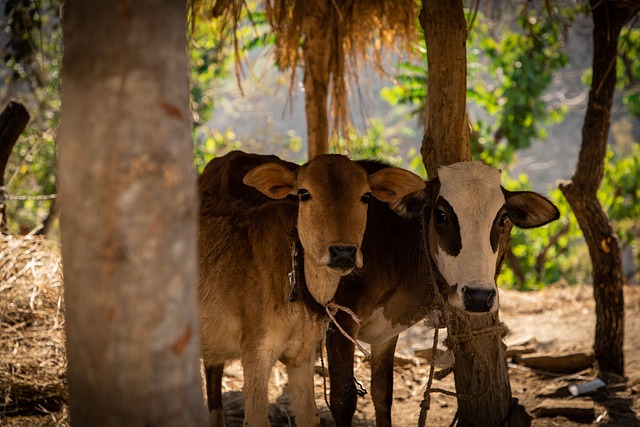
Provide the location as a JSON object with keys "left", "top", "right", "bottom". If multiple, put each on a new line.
{"left": 417, "top": 246, "right": 510, "bottom": 426}
{"left": 417, "top": 304, "right": 508, "bottom": 427}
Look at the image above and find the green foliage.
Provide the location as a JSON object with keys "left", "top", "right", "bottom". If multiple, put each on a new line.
{"left": 618, "top": 27, "right": 640, "bottom": 118}
{"left": 331, "top": 119, "right": 427, "bottom": 177}
{"left": 189, "top": 2, "right": 279, "bottom": 171}
{"left": 498, "top": 175, "right": 587, "bottom": 290}
{"left": 332, "top": 120, "right": 401, "bottom": 162}
{"left": 379, "top": 61, "right": 427, "bottom": 125}
{"left": 2, "top": 0, "right": 61, "bottom": 234}
{"left": 499, "top": 144, "right": 640, "bottom": 290}
{"left": 600, "top": 145, "right": 640, "bottom": 224}
{"left": 581, "top": 26, "right": 640, "bottom": 118}
{"left": 193, "top": 125, "right": 304, "bottom": 174}
{"left": 468, "top": 6, "right": 569, "bottom": 160}
{"left": 600, "top": 145, "right": 640, "bottom": 283}
{"left": 379, "top": 23, "right": 426, "bottom": 127}
{"left": 382, "top": 6, "right": 570, "bottom": 166}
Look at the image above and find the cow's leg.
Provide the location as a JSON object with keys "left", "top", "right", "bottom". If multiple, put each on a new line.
{"left": 326, "top": 319, "right": 359, "bottom": 427}
{"left": 241, "top": 345, "right": 274, "bottom": 426}
{"left": 370, "top": 335, "right": 399, "bottom": 427}
{"left": 285, "top": 350, "right": 320, "bottom": 427}
{"left": 205, "top": 363, "right": 226, "bottom": 427}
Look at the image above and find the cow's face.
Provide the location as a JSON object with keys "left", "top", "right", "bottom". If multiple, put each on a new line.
{"left": 294, "top": 156, "right": 371, "bottom": 273}
{"left": 244, "top": 155, "right": 425, "bottom": 305}
{"left": 393, "top": 162, "right": 559, "bottom": 314}
{"left": 429, "top": 163, "right": 508, "bottom": 313}
{"left": 431, "top": 163, "right": 560, "bottom": 313}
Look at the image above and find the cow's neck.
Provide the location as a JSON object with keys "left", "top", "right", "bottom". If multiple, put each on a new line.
{"left": 288, "top": 239, "right": 327, "bottom": 315}
{"left": 303, "top": 261, "right": 342, "bottom": 306}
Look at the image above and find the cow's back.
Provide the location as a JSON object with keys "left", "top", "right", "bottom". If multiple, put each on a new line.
{"left": 198, "top": 176, "right": 299, "bottom": 363}
{"left": 198, "top": 150, "right": 298, "bottom": 204}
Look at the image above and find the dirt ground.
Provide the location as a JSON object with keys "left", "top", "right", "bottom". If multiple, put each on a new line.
{"left": 215, "top": 283, "right": 640, "bottom": 426}
{"left": 2, "top": 283, "right": 639, "bottom": 426}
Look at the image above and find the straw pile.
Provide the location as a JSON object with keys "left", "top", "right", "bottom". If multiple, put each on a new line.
{"left": 0, "top": 234, "right": 68, "bottom": 425}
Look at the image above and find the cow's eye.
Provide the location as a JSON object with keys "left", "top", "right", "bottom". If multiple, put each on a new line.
{"left": 298, "top": 189, "right": 311, "bottom": 201}
{"left": 361, "top": 192, "right": 372, "bottom": 204}
{"left": 498, "top": 213, "right": 508, "bottom": 226}
{"left": 435, "top": 209, "right": 448, "bottom": 224}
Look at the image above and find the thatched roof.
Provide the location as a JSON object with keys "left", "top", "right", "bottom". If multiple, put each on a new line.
{"left": 189, "top": 0, "right": 418, "bottom": 135}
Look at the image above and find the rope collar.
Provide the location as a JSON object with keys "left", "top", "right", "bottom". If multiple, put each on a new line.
{"left": 287, "top": 235, "right": 370, "bottom": 356}
{"left": 288, "top": 237, "right": 326, "bottom": 315}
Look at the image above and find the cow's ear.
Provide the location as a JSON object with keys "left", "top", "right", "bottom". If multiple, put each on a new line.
{"left": 243, "top": 162, "right": 297, "bottom": 199}
{"left": 503, "top": 188, "right": 560, "bottom": 228}
{"left": 387, "top": 189, "right": 429, "bottom": 219}
{"left": 368, "top": 167, "right": 426, "bottom": 204}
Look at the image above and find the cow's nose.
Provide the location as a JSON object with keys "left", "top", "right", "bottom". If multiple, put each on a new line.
{"left": 328, "top": 246, "right": 357, "bottom": 269}
{"left": 462, "top": 287, "right": 496, "bottom": 313}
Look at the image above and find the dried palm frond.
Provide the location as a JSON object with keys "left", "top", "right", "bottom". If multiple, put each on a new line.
{"left": 189, "top": 0, "right": 418, "bottom": 135}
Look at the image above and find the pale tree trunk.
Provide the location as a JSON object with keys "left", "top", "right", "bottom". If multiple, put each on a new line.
{"left": 559, "top": 0, "right": 639, "bottom": 380}
{"left": 420, "top": 1, "right": 529, "bottom": 425}
{"left": 58, "top": 1, "right": 207, "bottom": 426}
{"left": 301, "top": 0, "right": 332, "bottom": 160}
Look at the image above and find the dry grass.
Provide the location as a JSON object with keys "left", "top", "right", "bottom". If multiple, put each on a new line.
{"left": 0, "top": 235, "right": 68, "bottom": 426}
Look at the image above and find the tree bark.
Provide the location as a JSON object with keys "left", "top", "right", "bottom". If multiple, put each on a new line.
{"left": 420, "top": 0, "right": 471, "bottom": 178}
{"left": 58, "top": 1, "right": 207, "bottom": 426}
{"left": 421, "top": 2, "right": 529, "bottom": 425}
{"left": 301, "top": 0, "right": 332, "bottom": 160}
{"left": 559, "top": 0, "right": 639, "bottom": 380}
{"left": 0, "top": 101, "right": 30, "bottom": 234}
{"left": 448, "top": 313, "right": 520, "bottom": 426}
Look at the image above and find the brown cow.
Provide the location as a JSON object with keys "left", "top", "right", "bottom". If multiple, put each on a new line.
{"left": 197, "top": 152, "right": 425, "bottom": 426}
{"left": 200, "top": 152, "right": 560, "bottom": 426}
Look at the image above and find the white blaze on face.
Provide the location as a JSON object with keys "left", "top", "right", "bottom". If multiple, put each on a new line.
{"left": 434, "top": 163, "right": 505, "bottom": 312}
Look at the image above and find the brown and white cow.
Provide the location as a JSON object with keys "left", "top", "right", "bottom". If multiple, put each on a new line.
{"left": 327, "top": 161, "right": 560, "bottom": 426}
{"left": 197, "top": 151, "right": 425, "bottom": 426}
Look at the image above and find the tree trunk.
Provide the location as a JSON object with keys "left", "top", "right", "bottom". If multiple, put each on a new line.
{"left": 559, "top": 0, "right": 639, "bottom": 380}
{"left": 448, "top": 313, "right": 514, "bottom": 425}
{"left": 58, "top": 1, "right": 207, "bottom": 426}
{"left": 301, "top": 0, "right": 332, "bottom": 159}
{"left": 0, "top": 101, "right": 30, "bottom": 234}
{"left": 421, "top": 2, "right": 529, "bottom": 425}
{"left": 420, "top": 0, "right": 471, "bottom": 178}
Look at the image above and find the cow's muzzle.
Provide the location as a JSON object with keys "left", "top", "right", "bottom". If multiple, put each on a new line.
{"left": 327, "top": 245, "right": 357, "bottom": 270}
{"left": 461, "top": 286, "right": 497, "bottom": 313}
